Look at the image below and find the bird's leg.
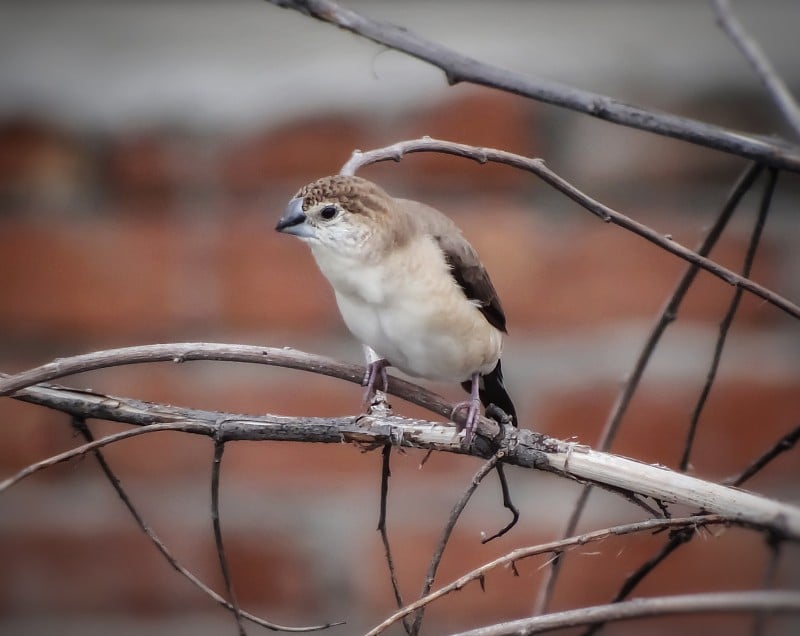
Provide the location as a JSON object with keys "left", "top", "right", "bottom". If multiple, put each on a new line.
{"left": 362, "top": 357, "right": 390, "bottom": 406}
{"left": 452, "top": 372, "right": 481, "bottom": 445}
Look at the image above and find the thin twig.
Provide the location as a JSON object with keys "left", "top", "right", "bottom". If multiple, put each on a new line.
{"left": 411, "top": 452, "right": 504, "bottom": 635}
{"left": 266, "top": 0, "right": 800, "bottom": 172}
{"left": 726, "top": 425, "right": 800, "bottom": 487}
{"left": 0, "top": 423, "right": 200, "bottom": 493}
{"left": 211, "top": 438, "right": 246, "bottom": 636}
{"left": 364, "top": 515, "right": 739, "bottom": 635}
{"left": 711, "top": 0, "right": 800, "bottom": 138}
{"left": 377, "top": 444, "right": 412, "bottom": 636}
{"left": 480, "top": 463, "right": 519, "bottom": 544}
{"left": 680, "top": 168, "right": 778, "bottom": 472}
{"left": 451, "top": 591, "right": 800, "bottom": 636}
{"left": 532, "top": 162, "right": 764, "bottom": 614}
{"left": 69, "top": 417, "right": 338, "bottom": 633}
{"left": 341, "top": 138, "right": 800, "bottom": 321}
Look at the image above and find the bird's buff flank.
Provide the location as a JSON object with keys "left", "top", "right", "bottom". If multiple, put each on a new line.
{"left": 275, "top": 175, "right": 516, "bottom": 444}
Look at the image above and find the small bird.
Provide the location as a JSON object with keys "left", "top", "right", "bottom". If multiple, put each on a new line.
{"left": 275, "top": 175, "right": 516, "bottom": 443}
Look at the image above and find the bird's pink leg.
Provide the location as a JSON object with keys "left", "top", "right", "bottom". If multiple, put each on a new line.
{"left": 452, "top": 372, "right": 481, "bottom": 445}
{"left": 363, "top": 357, "right": 390, "bottom": 406}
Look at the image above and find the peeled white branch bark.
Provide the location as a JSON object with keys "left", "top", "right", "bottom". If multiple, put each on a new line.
{"left": 4, "top": 343, "right": 799, "bottom": 541}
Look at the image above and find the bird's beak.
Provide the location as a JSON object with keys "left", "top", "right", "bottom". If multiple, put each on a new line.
{"left": 275, "top": 197, "right": 314, "bottom": 238}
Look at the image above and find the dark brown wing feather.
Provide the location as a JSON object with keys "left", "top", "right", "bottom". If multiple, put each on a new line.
{"left": 394, "top": 197, "right": 508, "bottom": 334}
{"left": 435, "top": 232, "right": 507, "bottom": 334}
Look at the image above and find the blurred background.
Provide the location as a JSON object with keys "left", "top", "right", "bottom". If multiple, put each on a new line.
{"left": 1, "top": 1, "right": 799, "bottom": 634}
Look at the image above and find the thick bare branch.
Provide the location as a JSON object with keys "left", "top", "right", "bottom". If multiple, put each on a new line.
{"left": 341, "top": 138, "right": 800, "bottom": 321}
{"left": 6, "top": 375, "right": 800, "bottom": 541}
{"left": 267, "top": 0, "right": 800, "bottom": 172}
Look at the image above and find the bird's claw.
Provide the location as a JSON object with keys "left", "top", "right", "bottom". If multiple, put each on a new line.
{"left": 362, "top": 358, "right": 390, "bottom": 407}
{"left": 452, "top": 395, "right": 481, "bottom": 446}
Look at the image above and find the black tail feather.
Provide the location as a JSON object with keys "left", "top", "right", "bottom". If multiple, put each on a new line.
{"left": 461, "top": 360, "right": 517, "bottom": 426}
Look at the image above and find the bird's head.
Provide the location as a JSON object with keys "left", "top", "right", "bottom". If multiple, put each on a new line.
{"left": 275, "top": 175, "right": 398, "bottom": 259}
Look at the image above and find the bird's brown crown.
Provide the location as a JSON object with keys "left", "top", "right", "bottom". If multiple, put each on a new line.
{"left": 295, "top": 175, "right": 392, "bottom": 217}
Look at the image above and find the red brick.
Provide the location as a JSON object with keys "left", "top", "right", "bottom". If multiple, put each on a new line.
{"left": 0, "top": 118, "right": 89, "bottom": 210}
{"left": 0, "top": 529, "right": 205, "bottom": 613}
{"left": 215, "top": 210, "right": 342, "bottom": 333}
{"left": 0, "top": 217, "right": 182, "bottom": 339}
{"left": 104, "top": 132, "right": 197, "bottom": 210}
{"left": 220, "top": 115, "right": 373, "bottom": 191}
{"left": 396, "top": 89, "right": 537, "bottom": 192}
{"left": 452, "top": 202, "right": 782, "bottom": 330}
{"left": 0, "top": 210, "right": 350, "bottom": 340}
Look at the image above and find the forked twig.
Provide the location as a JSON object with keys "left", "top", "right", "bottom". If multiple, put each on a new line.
{"left": 527, "top": 162, "right": 764, "bottom": 614}
{"left": 365, "top": 515, "right": 741, "bottom": 635}
{"left": 680, "top": 168, "right": 778, "bottom": 471}
{"left": 411, "top": 452, "right": 504, "bottom": 635}
{"left": 69, "top": 418, "right": 336, "bottom": 632}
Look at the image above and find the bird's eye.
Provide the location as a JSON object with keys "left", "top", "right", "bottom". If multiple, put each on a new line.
{"left": 319, "top": 205, "right": 339, "bottom": 220}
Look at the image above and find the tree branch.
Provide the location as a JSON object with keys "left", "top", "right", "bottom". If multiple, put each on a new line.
{"left": 452, "top": 591, "right": 800, "bottom": 636}
{"left": 364, "top": 516, "right": 770, "bottom": 635}
{"left": 70, "top": 418, "right": 338, "bottom": 633}
{"left": 5, "top": 357, "right": 800, "bottom": 541}
{"left": 340, "top": 138, "right": 800, "bottom": 321}
{"left": 711, "top": 0, "right": 800, "bottom": 138}
{"left": 533, "top": 160, "right": 763, "bottom": 616}
{"left": 267, "top": 0, "right": 800, "bottom": 172}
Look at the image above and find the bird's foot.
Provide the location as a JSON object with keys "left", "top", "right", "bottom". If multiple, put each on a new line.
{"left": 451, "top": 395, "right": 481, "bottom": 446}
{"left": 362, "top": 357, "right": 390, "bottom": 407}
{"left": 453, "top": 371, "right": 482, "bottom": 446}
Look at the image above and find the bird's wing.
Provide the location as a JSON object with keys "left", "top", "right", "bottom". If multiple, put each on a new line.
{"left": 398, "top": 199, "right": 508, "bottom": 334}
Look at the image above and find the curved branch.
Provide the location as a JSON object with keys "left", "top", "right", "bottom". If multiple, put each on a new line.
{"left": 452, "top": 591, "right": 800, "bottom": 636}
{"left": 70, "top": 419, "right": 339, "bottom": 633}
{"left": 340, "top": 138, "right": 800, "bottom": 321}
{"left": 267, "top": 0, "right": 800, "bottom": 172}
{"left": 0, "top": 423, "right": 204, "bottom": 493}
{"left": 0, "top": 342, "right": 470, "bottom": 426}
{"left": 6, "top": 373, "right": 800, "bottom": 541}
{"left": 365, "top": 515, "right": 758, "bottom": 635}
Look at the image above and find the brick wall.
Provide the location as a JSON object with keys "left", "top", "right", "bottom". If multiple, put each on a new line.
{"left": 1, "top": 89, "right": 799, "bottom": 636}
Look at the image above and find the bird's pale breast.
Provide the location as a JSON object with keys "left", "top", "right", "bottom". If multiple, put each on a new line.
{"left": 313, "top": 237, "right": 503, "bottom": 382}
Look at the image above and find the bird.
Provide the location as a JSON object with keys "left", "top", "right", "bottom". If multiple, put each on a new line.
{"left": 275, "top": 174, "right": 516, "bottom": 444}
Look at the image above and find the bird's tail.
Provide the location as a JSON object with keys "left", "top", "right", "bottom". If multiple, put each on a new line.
{"left": 463, "top": 360, "right": 517, "bottom": 426}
